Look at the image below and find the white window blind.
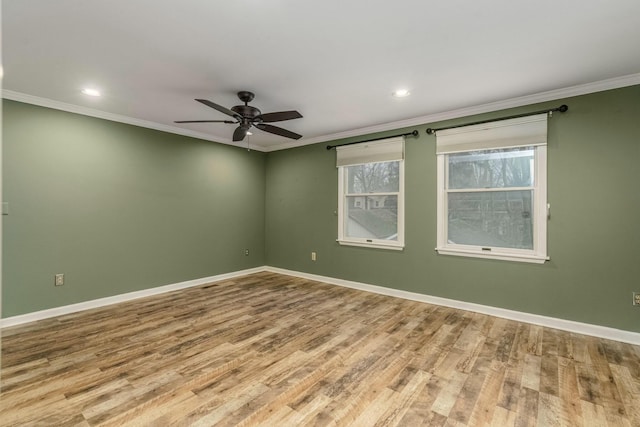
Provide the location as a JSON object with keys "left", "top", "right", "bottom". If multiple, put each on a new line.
{"left": 336, "top": 136, "right": 405, "bottom": 167}
{"left": 435, "top": 114, "right": 547, "bottom": 154}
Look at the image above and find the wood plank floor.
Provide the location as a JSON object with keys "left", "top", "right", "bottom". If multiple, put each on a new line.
{"left": 1, "top": 272, "right": 639, "bottom": 426}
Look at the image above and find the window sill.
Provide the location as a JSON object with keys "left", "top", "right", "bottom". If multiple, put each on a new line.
{"left": 436, "top": 247, "right": 548, "bottom": 264}
{"left": 338, "top": 239, "right": 404, "bottom": 251}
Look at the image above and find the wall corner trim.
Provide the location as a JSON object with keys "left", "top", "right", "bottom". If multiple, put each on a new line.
{"left": 0, "top": 267, "right": 266, "bottom": 328}
{"left": 264, "top": 266, "right": 640, "bottom": 346}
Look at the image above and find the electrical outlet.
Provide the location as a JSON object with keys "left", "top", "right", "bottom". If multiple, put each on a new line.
{"left": 311, "top": 251, "right": 317, "bottom": 261}
{"left": 55, "top": 274, "right": 64, "bottom": 286}
{"left": 244, "top": 249, "right": 249, "bottom": 256}
{"left": 633, "top": 292, "right": 640, "bottom": 306}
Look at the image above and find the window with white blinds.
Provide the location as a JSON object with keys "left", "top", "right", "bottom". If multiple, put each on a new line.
{"left": 337, "top": 137, "right": 405, "bottom": 250}
{"left": 435, "top": 114, "right": 549, "bottom": 263}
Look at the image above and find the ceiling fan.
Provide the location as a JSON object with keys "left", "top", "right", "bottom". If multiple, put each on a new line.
{"left": 175, "top": 91, "right": 303, "bottom": 142}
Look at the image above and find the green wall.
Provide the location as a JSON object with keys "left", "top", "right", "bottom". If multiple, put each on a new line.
{"left": 265, "top": 85, "right": 640, "bottom": 333}
{"left": 2, "top": 100, "right": 266, "bottom": 317}
{"left": 4, "top": 86, "right": 640, "bottom": 333}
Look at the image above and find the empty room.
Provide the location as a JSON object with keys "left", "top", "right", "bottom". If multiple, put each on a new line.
{"left": 1, "top": 1, "right": 640, "bottom": 426}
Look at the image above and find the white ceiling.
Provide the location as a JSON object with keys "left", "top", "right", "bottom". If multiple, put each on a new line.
{"left": 3, "top": 0, "right": 640, "bottom": 151}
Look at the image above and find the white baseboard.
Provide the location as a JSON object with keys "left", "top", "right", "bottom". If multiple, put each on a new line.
{"left": 264, "top": 266, "right": 640, "bottom": 346}
{"left": 4, "top": 265, "right": 639, "bottom": 346}
{"left": 0, "top": 267, "right": 265, "bottom": 328}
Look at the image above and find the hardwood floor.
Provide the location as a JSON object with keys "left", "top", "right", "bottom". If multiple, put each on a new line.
{"left": 1, "top": 272, "right": 639, "bottom": 426}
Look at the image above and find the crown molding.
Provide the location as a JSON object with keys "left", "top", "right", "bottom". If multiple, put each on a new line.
{"left": 4, "top": 72, "right": 640, "bottom": 153}
{"left": 264, "top": 72, "right": 640, "bottom": 151}
{"left": 1, "top": 90, "right": 269, "bottom": 152}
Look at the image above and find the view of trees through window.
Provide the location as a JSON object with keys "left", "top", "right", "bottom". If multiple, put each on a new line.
{"left": 345, "top": 161, "right": 399, "bottom": 240}
{"left": 447, "top": 148, "right": 535, "bottom": 249}
{"left": 348, "top": 161, "right": 400, "bottom": 194}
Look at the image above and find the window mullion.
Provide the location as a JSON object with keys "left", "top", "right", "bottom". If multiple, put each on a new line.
{"left": 345, "top": 192, "right": 400, "bottom": 197}
{"left": 446, "top": 186, "right": 534, "bottom": 193}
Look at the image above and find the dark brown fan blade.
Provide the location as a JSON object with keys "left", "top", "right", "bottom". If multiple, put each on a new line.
{"left": 174, "top": 120, "right": 236, "bottom": 124}
{"left": 196, "top": 99, "right": 241, "bottom": 119}
{"left": 258, "top": 110, "right": 303, "bottom": 123}
{"left": 233, "top": 126, "right": 248, "bottom": 142}
{"left": 255, "top": 123, "right": 302, "bottom": 140}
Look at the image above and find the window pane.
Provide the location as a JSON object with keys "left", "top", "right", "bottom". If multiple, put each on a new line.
{"left": 447, "top": 191, "right": 533, "bottom": 249}
{"left": 448, "top": 147, "right": 534, "bottom": 189}
{"left": 347, "top": 161, "right": 400, "bottom": 193}
{"left": 346, "top": 195, "right": 398, "bottom": 240}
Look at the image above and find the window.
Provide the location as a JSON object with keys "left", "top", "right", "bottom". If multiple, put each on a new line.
{"left": 337, "top": 137, "right": 404, "bottom": 250}
{"left": 436, "top": 114, "right": 548, "bottom": 263}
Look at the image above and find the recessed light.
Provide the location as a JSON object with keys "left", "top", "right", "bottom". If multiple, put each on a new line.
{"left": 392, "top": 89, "right": 410, "bottom": 98}
{"left": 246, "top": 131, "right": 253, "bottom": 136}
{"left": 81, "top": 88, "right": 101, "bottom": 97}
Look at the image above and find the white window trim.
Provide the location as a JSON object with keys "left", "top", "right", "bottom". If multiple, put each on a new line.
{"left": 337, "top": 147, "right": 405, "bottom": 251}
{"left": 436, "top": 142, "right": 548, "bottom": 264}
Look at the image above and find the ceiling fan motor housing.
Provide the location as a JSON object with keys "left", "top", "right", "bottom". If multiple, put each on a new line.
{"left": 231, "top": 104, "right": 262, "bottom": 120}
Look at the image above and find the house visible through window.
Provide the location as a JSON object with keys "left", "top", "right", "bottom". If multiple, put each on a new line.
{"left": 435, "top": 114, "right": 548, "bottom": 263}
{"left": 337, "top": 137, "right": 404, "bottom": 250}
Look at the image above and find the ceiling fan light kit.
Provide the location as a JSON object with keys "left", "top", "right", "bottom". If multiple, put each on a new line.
{"left": 175, "top": 91, "right": 303, "bottom": 142}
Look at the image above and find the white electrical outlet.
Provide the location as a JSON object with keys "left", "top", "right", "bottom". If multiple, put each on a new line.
{"left": 55, "top": 274, "right": 64, "bottom": 286}
{"left": 633, "top": 292, "right": 640, "bottom": 306}
{"left": 311, "top": 252, "right": 317, "bottom": 261}
{"left": 244, "top": 249, "right": 249, "bottom": 256}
